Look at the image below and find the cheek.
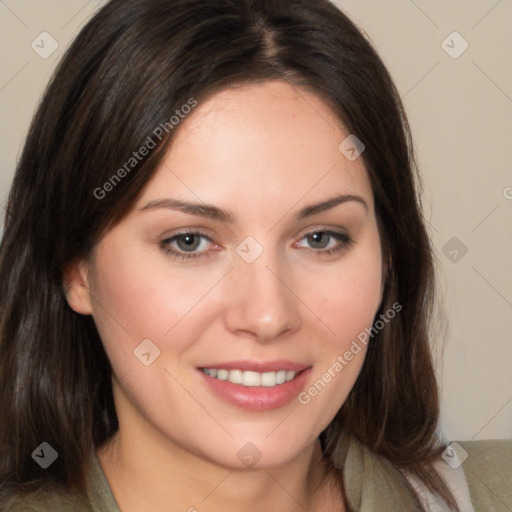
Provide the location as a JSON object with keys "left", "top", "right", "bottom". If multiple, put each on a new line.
{"left": 334, "top": 260, "right": 382, "bottom": 337}
{"left": 292, "top": 234, "right": 382, "bottom": 425}
{"left": 303, "top": 239, "right": 383, "bottom": 346}
{"left": 87, "top": 239, "right": 230, "bottom": 373}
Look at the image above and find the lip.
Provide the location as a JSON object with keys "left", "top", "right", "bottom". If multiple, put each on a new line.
{"left": 197, "top": 361, "right": 312, "bottom": 411}
{"left": 198, "top": 360, "right": 310, "bottom": 373}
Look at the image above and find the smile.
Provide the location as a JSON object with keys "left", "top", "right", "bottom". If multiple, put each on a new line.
{"left": 198, "top": 363, "right": 312, "bottom": 411}
{"left": 201, "top": 368, "right": 297, "bottom": 387}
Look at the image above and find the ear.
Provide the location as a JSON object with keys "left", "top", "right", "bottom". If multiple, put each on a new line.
{"left": 62, "top": 259, "right": 93, "bottom": 315}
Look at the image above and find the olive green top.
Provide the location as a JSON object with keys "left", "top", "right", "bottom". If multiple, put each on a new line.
{"left": 4, "top": 449, "right": 121, "bottom": 512}
{"left": 4, "top": 439, "right": 512, "bottom": 511}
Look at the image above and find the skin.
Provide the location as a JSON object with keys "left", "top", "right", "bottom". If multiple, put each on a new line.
{"left": 66, "top": 80, "right": 383, "bottom": 511}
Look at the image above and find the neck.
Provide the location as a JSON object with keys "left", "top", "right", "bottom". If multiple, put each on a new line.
{"left": 97, "top": 415, "right": 340, "bottom": 511}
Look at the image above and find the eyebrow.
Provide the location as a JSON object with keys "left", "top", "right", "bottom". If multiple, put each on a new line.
{"left": 138, "top": 194, "right": 368, "bottom": 222}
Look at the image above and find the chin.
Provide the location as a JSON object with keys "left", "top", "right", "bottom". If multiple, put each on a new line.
{"left": 196, "top": 429, "right": 316, "bottom": 471}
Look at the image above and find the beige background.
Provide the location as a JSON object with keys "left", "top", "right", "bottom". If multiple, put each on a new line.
{"left": 0, "top": 0, "right": 511, "bottom": 443}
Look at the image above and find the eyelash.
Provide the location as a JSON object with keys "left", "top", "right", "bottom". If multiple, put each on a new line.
{"left": 160, "top": 230, "right": 353, "bottom": 261}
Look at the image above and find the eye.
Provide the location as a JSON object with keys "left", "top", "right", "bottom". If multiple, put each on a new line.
{"left": 160, "top": 231, "right": 218, "bottom": 260}
{"left": 295, "top": 230, "right": 353, "bottom": 255}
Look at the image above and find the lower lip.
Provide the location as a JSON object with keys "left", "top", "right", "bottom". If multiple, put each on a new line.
{"left": 198, "top": 368, "right": 312, "bottom": 411}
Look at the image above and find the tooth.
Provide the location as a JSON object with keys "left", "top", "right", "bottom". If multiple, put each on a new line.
{"left": 276, "top": 370, "right": 286, "bottom": 385}
{"left": 217, "top": 369, "right": 229, "bottom": 380}
{"left": 285, "top": 370, "right": 296, "bottom": 382}
{"left": 243, "top": 370, "right": 261, "bottom": 386}
{"left": 228, "top": 369, "right": 243, "bottom": 384}
{"left": 261, "top": 371, "right": 277, "bottom": 387}
{"left": 205, "top": 368, "right": 299, "bottom": 386}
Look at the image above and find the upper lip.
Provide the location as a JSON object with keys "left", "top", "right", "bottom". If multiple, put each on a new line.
{"left": 198, "top": 360, "right": 311, "bottom": 373}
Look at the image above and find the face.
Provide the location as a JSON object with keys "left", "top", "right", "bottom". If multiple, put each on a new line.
{"left": 71, "top": 80, "right": 383, "bottom": 469}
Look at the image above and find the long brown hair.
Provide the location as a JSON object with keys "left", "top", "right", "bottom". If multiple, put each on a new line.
{"left": 0, "top": 0, "right": 455, "bottom": 508}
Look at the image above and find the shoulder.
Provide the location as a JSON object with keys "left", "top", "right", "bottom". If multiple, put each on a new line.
{"left": 3, "top": 490, "right": 94, "bottom": 512}
{"left": 3, "top": 449, "right": 119, "bottom": 512}
{"left": 458, "top": 438, "right": 512, "bottom": 510}
{"left": 402, "top": 439, "right": 512, "bottom": 512}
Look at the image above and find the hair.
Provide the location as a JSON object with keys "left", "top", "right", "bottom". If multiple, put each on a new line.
{"left": 0, "top": 0, "right": 456, "bottom": 509}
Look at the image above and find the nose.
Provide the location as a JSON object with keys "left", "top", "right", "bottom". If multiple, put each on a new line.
{"left": 222, "top": 255, "right": 302, "bottom": 343}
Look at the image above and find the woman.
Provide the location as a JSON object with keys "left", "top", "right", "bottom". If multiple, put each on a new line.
{"left": 1, "top": 0, "right": 509, "bottom": 510}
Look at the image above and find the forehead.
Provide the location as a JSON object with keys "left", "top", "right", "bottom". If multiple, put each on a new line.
{"left": 137, "top": 80, "right": 373, "bottom": 219}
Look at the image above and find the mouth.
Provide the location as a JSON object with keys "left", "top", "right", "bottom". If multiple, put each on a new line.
{"left": 200, "top": 368, "right": 301, "bottom": 387}
{"left": 197, "top": 361, "right": 312, "bottom": 411}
